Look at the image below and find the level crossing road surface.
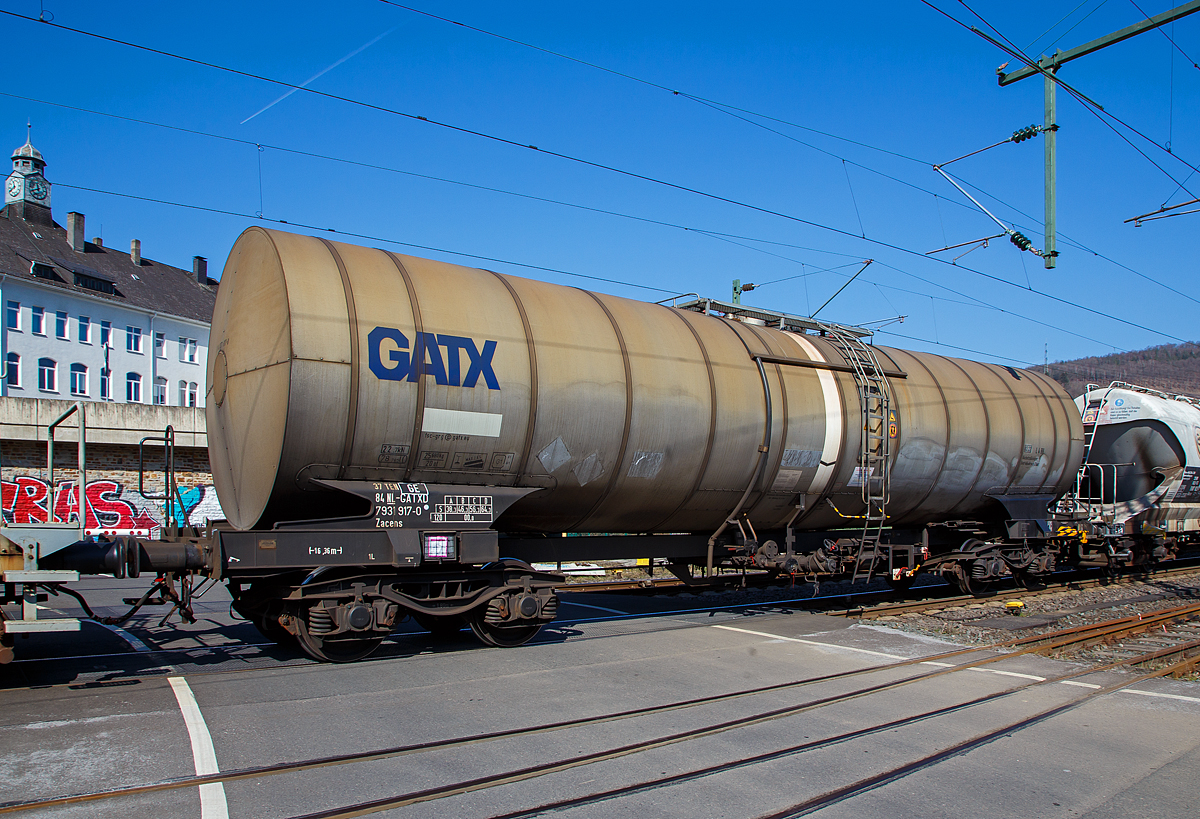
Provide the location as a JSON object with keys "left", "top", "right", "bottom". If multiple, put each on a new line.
{"left": 2, "top": 578, "right": 1199, "bottom": 818}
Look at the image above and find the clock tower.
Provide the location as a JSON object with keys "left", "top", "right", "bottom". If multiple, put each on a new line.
{"left": 4, "top": 127, "right": 52, "bottom": 224}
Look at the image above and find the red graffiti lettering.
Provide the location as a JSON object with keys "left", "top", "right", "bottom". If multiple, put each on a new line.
{"left": 53, "top": 482, "right": 85, "bottom": 524}
{"left": 87, "top": 480, "right": 136, "bottom": 529}
{"left": 9, "top": 477, "right": 50, "bottom": 523}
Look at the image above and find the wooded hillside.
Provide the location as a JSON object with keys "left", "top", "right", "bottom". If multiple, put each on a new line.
{"left": 1037, "top": 343, "right": 1200, "bottom": 399}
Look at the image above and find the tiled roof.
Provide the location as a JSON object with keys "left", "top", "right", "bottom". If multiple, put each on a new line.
{"left": 0, "top": 207, "right": 216, "bottom": 324}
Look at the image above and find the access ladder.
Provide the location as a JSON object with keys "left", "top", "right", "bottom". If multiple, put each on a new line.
{"left": 827, "top": 327, "right": 893, "bottom": 581}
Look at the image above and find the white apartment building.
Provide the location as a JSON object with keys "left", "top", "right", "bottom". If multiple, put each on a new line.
{"left": 1, "top": 133, "right": 216, "bottom": 406}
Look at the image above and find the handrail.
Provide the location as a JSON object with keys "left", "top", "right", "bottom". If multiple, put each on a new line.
{"left": 139, "top": 425, "right": 180, "bottom": 537}
{"left": 46, "top": 401, "right": 86, "bottom": 543}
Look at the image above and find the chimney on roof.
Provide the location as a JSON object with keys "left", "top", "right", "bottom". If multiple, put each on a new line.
{"left": 193, "top": 255, "right": 207, "bottom": 284}
{"left": 92, "top": 237, "right": 103, "bottom": 248}
{"left": 130, "top": 238, "right": 141, "bottom": 266}
{"left": 67, "top": 212, "right": 84, "bottom": 252}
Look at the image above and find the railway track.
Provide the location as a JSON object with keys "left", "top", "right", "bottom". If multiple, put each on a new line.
{"left": 6, "top": 562, "right": 1200, "bottom": 693}
{"left": 827, "top": 562, "right": 1200, "bottom": 620}
{"left": 7, "top": 599, "right": 1200, "bottom": 818}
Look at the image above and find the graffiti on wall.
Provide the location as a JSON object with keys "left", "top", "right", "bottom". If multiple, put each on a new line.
{"left": 1, "top": 477, "right": 224, "bottom": 535}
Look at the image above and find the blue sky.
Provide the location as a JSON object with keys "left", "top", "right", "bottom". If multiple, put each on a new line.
{"left": 2, "top": 1, "right": 1196, "bottom": 368}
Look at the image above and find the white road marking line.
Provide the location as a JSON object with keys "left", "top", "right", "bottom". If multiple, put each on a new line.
{"left": 713, "top": 625, "right": 909, "bottom": 660}
{"left": 968, "top": 668, "right": 1046, "bottom": 681}
{"left": 715, "top": 625, "right": 1200, "bottom": 703}
{"left": 38, "top": 605, "right": 152, "bottom": 653}
{"left": 96, "top": 622, "right": 153, "bottom": 652}
{"left": 1118, "top": 688, "right": 1200, "bottom": 704}
{"left": 169, "top": 677, "right": 229, "bottom": 819}
{"left": 559, "top": 601, "right": 629, "bottom": 615}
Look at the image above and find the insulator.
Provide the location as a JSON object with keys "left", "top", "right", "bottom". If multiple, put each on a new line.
{"left": 1010, "top": 232, "right": 1033, "bottom": 251}
{"left": 1011, "top": 125, "right": 1039, "bottom": 143}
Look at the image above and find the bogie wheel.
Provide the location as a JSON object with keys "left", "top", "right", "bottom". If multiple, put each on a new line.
{"left": 253, "top": 611, "right": 299, "bottom": 647}
{"left": 294, "top": 617, "right": 386, "bottom": 663}
{"left": 1012, "top": 569, "right": 1045, "bottom": 590}
{"left": 413, "top": 613, "right": 468, "bottom": 638}
{"left": 467, "top": 611, "right": 542, "bottom": 648}
{"left": 948, "top": 562, "right": 993, "bottom": 596}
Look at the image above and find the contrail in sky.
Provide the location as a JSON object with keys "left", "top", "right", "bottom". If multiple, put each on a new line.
{"left": 241, "top": 27, "right": 398, "bottom": 124}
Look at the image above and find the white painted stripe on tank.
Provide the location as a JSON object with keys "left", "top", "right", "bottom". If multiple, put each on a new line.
{"left": 169, "top": 677, "right": 229, "bottom": 819}
{"left": 783, "top": 333, "right": 842, "bottom": 497}
{"left": 422, "top": 407, "right": 503, "bottom": 437}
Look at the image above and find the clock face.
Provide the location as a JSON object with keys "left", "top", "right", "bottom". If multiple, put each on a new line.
{"left": 28, "top": 178, "right": 47, "bottom": 201}
{"left": 5, "top": 176, "right": 21, "bottom": 198}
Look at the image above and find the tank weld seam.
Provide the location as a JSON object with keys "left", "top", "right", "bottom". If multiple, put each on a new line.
{"left": 978, "top": 361, "right": 1028, "bottom": 498}
{"left": 942, "top": 357, "right": 993, "bottom": 517}
{"left": 568, "top": 290, "right": 634, "bottom": 530}
{"left": 1023, "top": 368, "right": 1069, "bottom": 493}
{"left": 221, "top": 359, "right": 293, "bottom": 378}
{"left": 648, "top": 308, "right": 718, "bottom": 532}
{"left": 317, "top": 238, "right": 360, "bottom": 479}
{"left": 742, "top": 323, "right": 789, "bottom": 521}
{"left": 483, "top": 269, "right": 538, "bottom": 485}
{"left": 888, "top": 349, "right": 950, "bottom": 526}
{"left": 381, "top": 251, "right": 425, "bottom": 481}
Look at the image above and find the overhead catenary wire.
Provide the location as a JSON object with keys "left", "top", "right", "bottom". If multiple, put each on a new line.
{"left": 0, "top": 92, "right": 1126, "bottom": 350}
{"left": 375, "top": 0, "right": 936, "bottom": 167}
{"left": 380, "top": 0, "right": 1197, "bottom": 306}
{"left": 52, "top": 183, "right": 678, "bottom": 295}
{"left": 2, "top": 7, "right": 1180, "bottom": 341}
{"left": 924, "top": 0, "right": 1200, "bottom": 196}
{"left": 5, "top": 11, "right": 1188, "bottom": 344}
{"left": 1129, "top": 0, "right": 1200, "bottom": 69}
{"left": 57, "top": 178, "right": 1127, "bottom": 365}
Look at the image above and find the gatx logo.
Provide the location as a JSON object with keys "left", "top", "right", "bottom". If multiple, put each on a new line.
{"left": 368, "top": 327, "right": 500, "bottom": 390}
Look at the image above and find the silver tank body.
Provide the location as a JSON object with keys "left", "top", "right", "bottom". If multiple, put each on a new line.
{"left": 206, "top": 228, "right": 1083, "bottom": 532}
{"left": 1077, "top": 384, "right": 1200, "bottom": 533}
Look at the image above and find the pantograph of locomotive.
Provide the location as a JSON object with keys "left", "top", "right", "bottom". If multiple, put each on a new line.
{"left": 2, "top": 228, "right": 1197, "bottom": 661}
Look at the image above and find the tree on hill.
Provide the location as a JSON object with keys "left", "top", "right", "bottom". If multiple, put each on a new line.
{"left": 1034, "top": 342, "right": 1200, "bottom": 398}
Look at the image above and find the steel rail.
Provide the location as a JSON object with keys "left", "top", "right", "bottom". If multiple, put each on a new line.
{"left": 10, "top": 601, "right": 1199, "bottom": 816}
{"left": 286, "top": 604, "right": 1200, "bottom": 819}
{"left": 756, "top": 654, "right": 1200, "bottom": 818}
{"left": 829, "top": 562, "right": 1200, "bottom": 619}
{"left": 484, "top": 645, "right": 1200, "bottom": 819}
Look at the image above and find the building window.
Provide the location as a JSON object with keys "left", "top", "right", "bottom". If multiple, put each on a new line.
{"left": 6, "top": 300, "right": 19, "bottom": 331}
{"left": 126, "top": 372, "right": 142, "bottom": 403}
{"left": 31, "top": 306, "right": 45, "bottom": 336}
{"left": 178, "top": 379, "right": 187, "bottom": 406}
{"left": 100, "top": 368, "right": 111, "bottom": 400}
{"left": 179, "top": 337, "right": 198, "bottom": 363}
{"left": 188, "top": 381, "right": 198, "bottom": 407}
{"left": 38, "top": 358, "right": 57, "bottom": 392}
{"left": 153, "top": 376, "right": 167, "bottom": 405}
{"left": 126, "top": 326, "right": 142, "bottom": 353}
{"left": 100, "top": 320, "right": 112, "bottom": 348}
{"left": 55, "top": 311, "right": 68, "bottom": 339}
{"left": 155, "top": 332, "right": 165, "bottom": 358}
{"left": 5, "top": 353, "right": 19, "bottom": 387}
{"left": 78, "top": 316, "right": 91, "bottom": 343}
{"left": 70, "top": 363, "right": 88, "bottom": 396}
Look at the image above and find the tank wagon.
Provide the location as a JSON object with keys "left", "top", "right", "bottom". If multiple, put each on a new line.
{"left": 1063, "top": 382, "right": 1200, "bottom": 558}
{"left": 17, "top": 227, "right": 1182, "bottom": 664}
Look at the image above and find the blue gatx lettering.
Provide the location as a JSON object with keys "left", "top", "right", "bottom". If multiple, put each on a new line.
{"left": 368, "top": 326, "right": 499, "bottom": 390}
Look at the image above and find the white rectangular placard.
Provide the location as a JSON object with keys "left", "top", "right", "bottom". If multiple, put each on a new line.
{"left": 422, "top": 408, "right": 504, "bottom": 437}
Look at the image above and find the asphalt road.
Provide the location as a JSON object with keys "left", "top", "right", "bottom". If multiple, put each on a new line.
{"left": 2, "top": 578, "right": 1199, "bottom": 818}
